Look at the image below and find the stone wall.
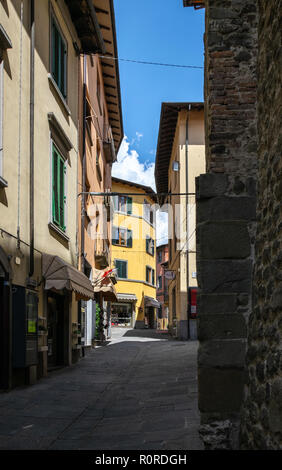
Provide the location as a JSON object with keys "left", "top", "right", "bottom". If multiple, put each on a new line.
{"left": 196, "top": 0, "right": 258, "bottom": 449}
{"left": 240, "top": 0, "right": 282, "bottom": 449}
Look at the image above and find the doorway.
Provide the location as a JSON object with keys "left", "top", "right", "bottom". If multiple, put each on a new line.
{"left": 146, "top": 307, "right": 155, "bottom": 329}
{"left": 47, "top": 292, "right": 65, "bottom": 369}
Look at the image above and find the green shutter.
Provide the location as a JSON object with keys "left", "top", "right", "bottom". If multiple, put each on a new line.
{"left": 146, "top": 236, "right": 149, "bottom": 253}
{"left": 121, "top": 261, "right": 127, "bottom": 279}
{"left": 51, "top": 16, "right": 67, "bottom": 98}
{"left": 127, "top": 229, "right": 133, "bottom": 248}
{"left": 115, "top": 260, "right": 127, "bottom": 279}
{"left": 52, "top": 144, "right": 65, "bottom": 231}
{"left": 152, "top": 269, "right": 155, "bottom": 286}
{"left": 52, "top": 147, "right": 60, "bottom": 225}
{"left": 127, "top": 197, "right": 132, "bottom": 215}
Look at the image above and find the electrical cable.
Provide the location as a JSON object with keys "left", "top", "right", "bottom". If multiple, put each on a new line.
{"left": 99, "top": 55, "right": 204, "bottom": 69}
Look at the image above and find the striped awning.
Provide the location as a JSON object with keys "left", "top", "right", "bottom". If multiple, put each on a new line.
{"left": 116, "top": 293, "right": 137, "bottom": 302}
{"left": 144, "top": 296, "right": 160, "bottom": 308}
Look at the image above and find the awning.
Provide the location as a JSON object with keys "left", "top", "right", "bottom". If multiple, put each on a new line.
{"left": 116, "top": 293, "right": 137, "bottom": 302}
{"left": 93, "top": 268, "right": 117, "bottom": 302}
{"left": 144, "top": 296, "right": 160, "bottom": 308}
{"left": 42, "top": 254, "right": 94, "bottom": 301}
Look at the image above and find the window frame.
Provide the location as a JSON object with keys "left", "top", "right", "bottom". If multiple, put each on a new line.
{"left": 146, "top": 265, "right": 155, "bottom": 285}
{"left": 50, "top": 11, "right": 68, "bottom": 99}
{"left": 112, "top": 226, "right": 133, "bottom": 248}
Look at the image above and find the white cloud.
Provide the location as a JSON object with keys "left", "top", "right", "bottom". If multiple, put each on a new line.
{"left": 113, "top": 136, "right": 155, "bottom": 190}
{"left": 113, "top": 136, "right": 168, "bottom": 247}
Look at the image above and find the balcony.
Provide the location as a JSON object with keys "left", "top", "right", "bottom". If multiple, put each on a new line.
{"left": 95, "top": 239, "right": 110, "bottom": 268}
{"left": 103, "top": 126, "right": 117, "bottom": 164}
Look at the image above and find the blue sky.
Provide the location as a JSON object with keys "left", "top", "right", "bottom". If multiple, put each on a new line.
{"left": 113, "top": 0, "right": 205, "bottom": 167}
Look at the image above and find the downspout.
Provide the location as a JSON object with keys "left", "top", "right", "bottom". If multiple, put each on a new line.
{"left": 29, "top": 0, "right": 35, "bottom": 277}
{"left": 185, "top": 105, "right": 191, "bottom": 339}
{"left": 81, "top": 54, "right": 87, "bottom": 274}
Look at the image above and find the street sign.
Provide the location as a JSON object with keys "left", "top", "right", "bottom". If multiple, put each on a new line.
{"left": 164, "top": 270, "right": 176, "bottom": 280}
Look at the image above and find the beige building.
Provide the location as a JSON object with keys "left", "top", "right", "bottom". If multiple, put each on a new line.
{"left": 155, "top": 103, "right": 205, "bottom": 339}
{"left": 77, "top": 2, "right": 123, "bottom": 347}
{"left": 0, "top": 0, "right": 111, "bottom": 390}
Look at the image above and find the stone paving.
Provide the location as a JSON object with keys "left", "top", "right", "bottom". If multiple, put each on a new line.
{"left": 0, "top": 328, "right": 203, "bottom": 450}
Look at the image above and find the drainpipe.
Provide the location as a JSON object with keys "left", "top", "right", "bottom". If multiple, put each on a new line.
{"left": 185, "top": 105, "right": 191, "bottom": 339}
{"left": 81, "top": 55, "right": 87, "bottom": 274}
{"left": 29, "top": 0, "right": 35, "bottom": 277}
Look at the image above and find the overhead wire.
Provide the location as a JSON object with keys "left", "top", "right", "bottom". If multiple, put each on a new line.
{"left": 99, "top": 55, "right": 204, "bottom": 69}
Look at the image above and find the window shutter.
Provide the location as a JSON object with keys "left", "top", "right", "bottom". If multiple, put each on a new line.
{"left": 127, "top": 197, "right": 132, "bottom": 215}
{"left": 112, "top": 226, "right": 119, "bottom": 245}
{"left": 52, "top": 147, "right": 59, "bottom": 225}
{"left": 127, "top": 229, "right": 133, "bottom": 248}
{"left": 115, "top": 260, "right": 121, "bottom": 277}
{"left": 113, "top": 195, "right": 119, "bottom": 212}
{"left": 146, "top": 266, "right": 149, "bottom": 283}
{"left": 59, "top": 158, "right": 65, "bottom": 230}
{"left": 121, "top": 261, "right": 127, "bottom": 279}
{"left": 152, "top": 239, "right": 155, "bottom": 256}
{"left": 152, "top": 269, "right": 155, "bottom": 286}
{"left": 146, "top": 237, "right": 149, "bottom": 253}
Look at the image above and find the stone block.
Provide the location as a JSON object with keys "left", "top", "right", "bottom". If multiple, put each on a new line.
{"left": 198, "top": 293, "right": 237, "bottom": 314}
{"left": 196, "top": 173, "right": 228, "bottom": 199}
{"left": 198, "top": 259, "right": 253, "bottom": 293}
{"left": 199, "top": 221, "right": 251, "bottom": 259}
{"left": 198, "top": 339, "right": 246, "bottom": 368}
{"left": 197, "top": 314, "right": 247, "bottom": 340}
{"left": 269, "top": 378, "right": 282, "bottom": 434}
{"left": 197, "top": 196, "right": 256, "bottom": 223}
{"left": 198, "top": 367, "right": 245, "bottom": 413}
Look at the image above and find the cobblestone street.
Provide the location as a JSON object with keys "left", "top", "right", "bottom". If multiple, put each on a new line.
{"left": 0, "top": 328, "right": 203, "bottom": 450}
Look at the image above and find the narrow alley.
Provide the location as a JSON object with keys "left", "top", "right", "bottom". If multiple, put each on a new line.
{"left": 0, "top": 329, "right": 202, "bottom": 450}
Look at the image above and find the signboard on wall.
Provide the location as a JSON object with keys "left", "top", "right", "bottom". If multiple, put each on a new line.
{"left": 164, "top": 270, "right": 176, "bottom": 280}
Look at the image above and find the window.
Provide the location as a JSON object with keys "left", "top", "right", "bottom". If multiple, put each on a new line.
{"left": 144, "top": 199, "right": 154, "bottom": 225}
{"left": 112, "top": 226, "right": 133, "bottom": 248}
{"left": 51, "top": 15, "right": 67, "bottom": 98}
{"left": 113, "top": 195, "right": 132, "bottom": 215}
{"left": 115, "top": 260, "right": 127, "bottom": 279}
{"left": 157, "top": 251, "right": 162, "bottom": 263}
{"left": 146, "top": 236, "right": 155, "bottom": 256}
{"left": 146, "top": 266, "right": 155, "bottom": 285}
{"left": 52, "top": 142, "right": 66, "bottom": 231}
{"left": 158, "top": 275, "right": 162, "bottom": 290}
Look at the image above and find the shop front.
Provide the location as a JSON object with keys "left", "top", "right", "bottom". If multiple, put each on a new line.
{"left": 144, "top": 296, "right": 160, "bottom": 329}
{"left": 42, "top": 253, "right": 94, "bottom": 369}
{"left": 111, "top": 293, "right": 137, "bottom": 328}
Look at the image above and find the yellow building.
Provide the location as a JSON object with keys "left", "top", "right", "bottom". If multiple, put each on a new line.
{"left": 155, "top": 103, "right": 205, "bottom": 340}
{"left": 111, "top": 177, "right": 159, "bottom": 329}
